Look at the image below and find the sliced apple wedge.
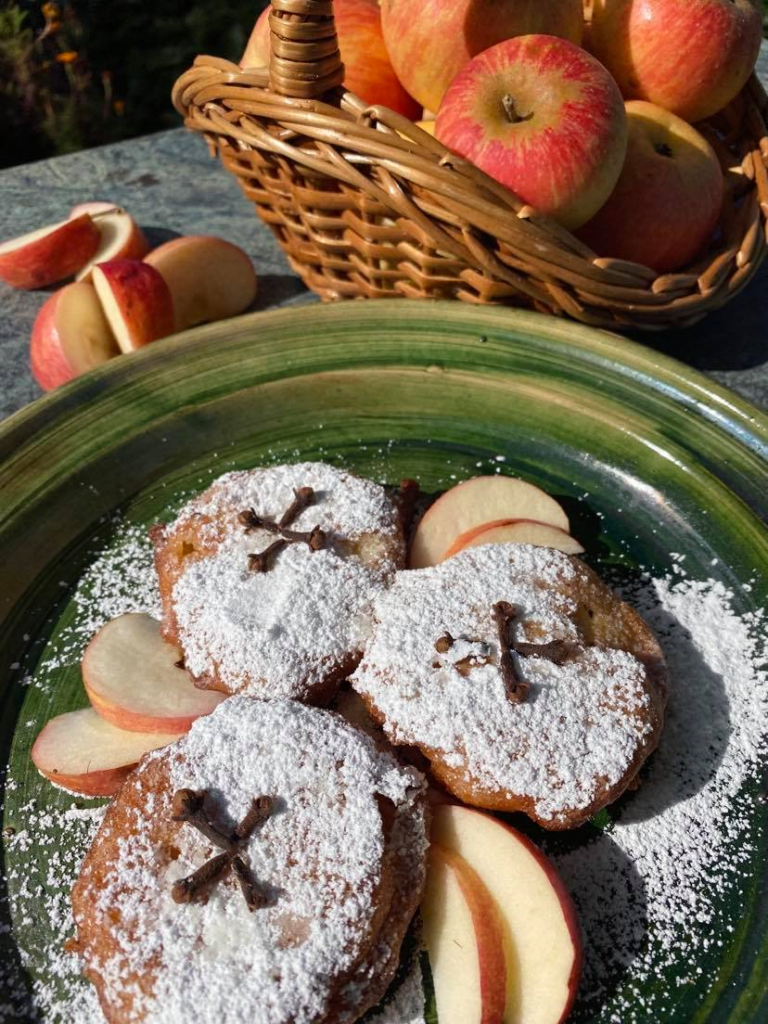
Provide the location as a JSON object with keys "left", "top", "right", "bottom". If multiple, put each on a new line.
{"left": 73, "top": 205, "right": 150, "bottom": 282}
{"left": 145, "top": 235, "right": 258, "bottom": 331}
{"left": 82, "top": 613, "right": 225, "bottom": 733}
{"left": 410, "top": 477, "right": 569, "bottom": 569}
{"left": 422, "top": 844, "right": 507, "bottom": 1024}
{"left": 447, "top": 520, "right": 584, "bottom": 559}
{"left": 0, "top": 214, "right": 101, "bottom": 290}
{"left": 92, "top": 259, "right": 174, "bottom": 352}
{"left": 30, "top": 281, "right": 120, "bottom": 390}
{"left": 431, "top": 804, "right": 582, "bottom": 1024}
{"left": 31, "top": 708, "right": 183, "bottom": 797}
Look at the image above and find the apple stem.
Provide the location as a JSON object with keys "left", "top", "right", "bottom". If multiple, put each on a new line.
{"left": 501, "top": 94, "right": 531, "bottom": 125}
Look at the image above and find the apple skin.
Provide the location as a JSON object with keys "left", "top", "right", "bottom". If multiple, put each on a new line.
{"left": 444, "top": 519, "right": 584, "bottom": 560}
{"left": 431, "top": 804, "right": 582, "bottom": 1024}
{"left": 381, "top": 0, "right": 584, "bottom": 114}
{"left": 31, "top": 708, "right": 183, "bottom": 797}
{"left": 409, "top": 475, "right": 570, "bottom": 570}
{"left": 0, "top": 214, "right": 101, "bottom": 290}
{"left": 435, "top": 35, "right": 628, "bottom": 230}
{"left": 30, "top": 281, "right": 119, "bottom": 391}
{"left": 92, "top": 259, "right": 175, "bottom": 352}
{"left": 242, "top": 0, "right": 420, "bottom": 120}
{"left": 70, "top": 203, "right": 150, "bottom": 282}
{"left": 422, "top": 844, "right": 508, "bottom": 1024}
{"left": 578, "top": 101, "right": 724, "bottom": 272}
{"left": 591, "top": 0, "right": 762, "bottom": 123}
{"left": 82, "top": 613, "right": 226, "bottom": 734}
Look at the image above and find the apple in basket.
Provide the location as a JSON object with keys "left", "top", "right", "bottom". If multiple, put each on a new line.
{"left": 381, "top": 0, "right": 585, "bottom": 114}
{"left": 241, "top": 0, "right": 420, "bottom": 120}
{"left": 435, "top": 35, "right": 628, "bottom": 230}
{"left": 590, "top": 0, "right": 762, "bottom": 123}
{"left": 578, "top": 101, "right": 724, "bottom": 273}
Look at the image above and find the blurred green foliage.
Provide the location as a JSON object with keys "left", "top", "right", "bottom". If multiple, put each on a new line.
{"left": 0, "top": 1, "right": 267, "bottom": 167}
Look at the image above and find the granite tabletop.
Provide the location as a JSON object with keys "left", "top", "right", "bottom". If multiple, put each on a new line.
{"left": 2, "top": 54, "right": 768, "bottom": 422}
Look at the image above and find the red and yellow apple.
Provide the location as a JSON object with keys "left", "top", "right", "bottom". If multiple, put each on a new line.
{"left": 421, "top": 843, "right": 508, "bottom": 1024}
{"left": 242, "top": 0, "right": 420, "bottom": 119}
{"left": 381, "top": 0, "right": 584, "bottom": 113}
{"left": 71, "top": 203, "right": 150, "bottom": 282}
{"left": 445, "top": 519, "right": 585, "bottom": 560}
{"left": 431, "top": 804, "right": 582, "bottom": 1024}
{"left": 409, "top": 476, "right": 570, "bottom": 569}
{"left": 30, "top": 281, "right": 119, "bottom": 391}
{"left": 0, "top": 214, "right": 101, "bottom": 290}
{"left": 578, "top": 101, "right": 724, "bottom": 272}
{"left": 435, "top": 35, "right": 628, "bottom": 229}
{"left": 92, "top": 259, "right": 174, "bottom": 352}
{"left": 591, "top": 0, "right": 762, "bottom": 123}
{"left": 31, "top": 708, "right": 183, "bottom": 797}
{"left": 82, "top": 614, "right": 225, "bottom": 734}
{"left": 145, "top": 235, "right": 258, "bottom": 331}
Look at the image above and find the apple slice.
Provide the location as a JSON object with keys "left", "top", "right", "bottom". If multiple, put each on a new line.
{"left": 431, "top": 804, "right": 582, "bottom": 1024}
{"left": 73, "top": 205, "right": 150, "bottom": 282}
{"left": 145, "top": 235, "right": 257, "bottom": 331}
{"left": 30, "top": 281, "right": 120, "bottom": 391}
{"left": 422, "top": 844, "right": 507, "bottom": 1024}
{"left": 31, "top": 708, "right": 183, "bottom": 797}
{"left": 447, "top": 519, "right": 584, "bottom": 559}
{"left": 409, "top": 477, "right": 569, "bottom": 569}
{"left": 92, "top": 259, "right": 175, "bottom": 352}
{"left": 0, "top": 214, "right": 101, "bottom": 290}
{"left": 82, "top": 613, "right": 225, "bottom": 733}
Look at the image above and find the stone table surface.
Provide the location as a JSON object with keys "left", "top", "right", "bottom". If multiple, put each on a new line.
{"left": 2, "top": 54, "right": 768, "bottom": 422}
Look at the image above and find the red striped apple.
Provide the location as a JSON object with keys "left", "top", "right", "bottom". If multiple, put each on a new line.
{"left": 145, "top": 236, "right": 258, "bottom": 331}
{"left": 71, "top": 203, "right": 150, "bottom": 282}
{"left": 446, "top": 520, "right": 585, "bottom": 559}
{"left": 431, "top": 804, "right": 582, "bottom": 1024}
{"left": 92, "top": 260, "right": 174, "bottom": 352}
{"left": 31, "top": 708, "right": 183, "bottom": 797}
{"left": 0, "top": 214, "right": 100, "bottom": 290}
{"left": 435, "top": 35, "right": 628, "bottom": 230}
{"left": 591, "top": 0, "right": 762, "bottom": 123}
{"left": 242, "top": 0, "right": 420, "bottom": 119}
{"left": 82, "top": 614, "right": 225, "bottom": 733}
{"left": 30, "top": 281, "right": 119, "bottom": 391}
{"left": 422, "top": 844, "right": 508, "bottom": 1024}
{"left": 381, "top": 0, "right": 584, "bottom": 113}
{"left": 409, "top": 476, "right": 569, "bottom": 569}
{"left": 578, "top": 101, "right": 723, "bottom": 272}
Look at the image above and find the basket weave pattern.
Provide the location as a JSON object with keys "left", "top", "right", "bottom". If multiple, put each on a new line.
{"left": 173, "top": 0, "right": 768, "bottom": 331}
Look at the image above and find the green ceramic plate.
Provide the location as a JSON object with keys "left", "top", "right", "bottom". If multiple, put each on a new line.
{"left": 0, "top": 300, "right": 766, "bottom": 1023}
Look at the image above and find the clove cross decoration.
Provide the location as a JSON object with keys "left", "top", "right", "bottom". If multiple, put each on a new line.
{"left": 239, "top": 486, "right": 326, "bottom": 573}
{"left": 170, "top": 789, "right": 275, "bottom": 911}
{"left": 436, "top": 602, "right": 581, "bottom": 705}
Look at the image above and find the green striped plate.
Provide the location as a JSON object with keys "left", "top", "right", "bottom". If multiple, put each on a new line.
{"left": 0, "top": 300, "right": 766, "bottom": 1022}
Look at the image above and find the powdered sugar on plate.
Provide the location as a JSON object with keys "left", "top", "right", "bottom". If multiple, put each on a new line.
{"left": 2, "top": 503, "right": 766, "bottom": 1021}
{"left": 552, "top": 570, "right": 767, "bottom": 1021}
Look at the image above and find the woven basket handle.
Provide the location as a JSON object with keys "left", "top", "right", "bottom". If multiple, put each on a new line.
{"left": 268, "top": 0, "right": 345, "bottom": 99}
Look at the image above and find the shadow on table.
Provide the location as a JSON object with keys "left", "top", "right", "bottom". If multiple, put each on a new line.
{"left": 629, "top": 261, "right": 768, "bottom": 373}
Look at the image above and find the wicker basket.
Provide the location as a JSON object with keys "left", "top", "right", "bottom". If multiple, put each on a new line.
{"left": 173, "top": 0, "right": 768, "bottom": 331}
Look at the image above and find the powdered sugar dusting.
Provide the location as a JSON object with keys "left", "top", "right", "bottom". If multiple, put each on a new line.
{"left": 353, "top": 545, "right": 656, "bottom": 824}
{"left": 2, "top": 490, "right": 766, "bottom": 1021}
{"left": 76, "top": 698, "right": 428, "bottom": 1024}
{"left": 167, "top": 464, "right": 404, "bottom": 698}
{"left": 552, "top": 571, "right": 767, "bottom": 1021}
